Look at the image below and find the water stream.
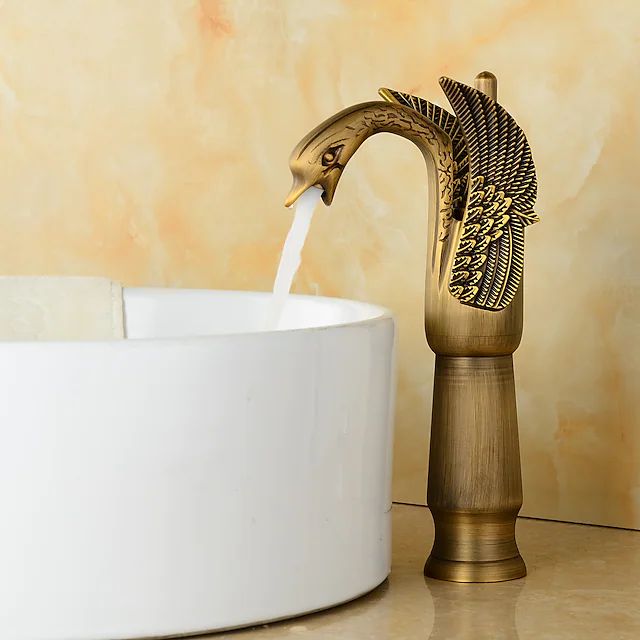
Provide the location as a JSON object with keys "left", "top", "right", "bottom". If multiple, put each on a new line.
{"left": 266, "top": 186, "right": 323, "bottom": 329}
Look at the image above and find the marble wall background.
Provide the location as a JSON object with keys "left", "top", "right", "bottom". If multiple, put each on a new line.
{"left": 0, "top": 0, "right": 637, "bottom": 528}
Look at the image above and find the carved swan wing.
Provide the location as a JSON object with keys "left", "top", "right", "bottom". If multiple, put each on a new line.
{"left": 439, "top": 77, "right": 538, "bottom": 311}
{"left": 379, "top": 79, "right": 539, "bottom": 312}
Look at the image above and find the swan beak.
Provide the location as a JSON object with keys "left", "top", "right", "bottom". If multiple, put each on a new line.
{"left": 284, "top": 175, "right": 311, "bottom": 208}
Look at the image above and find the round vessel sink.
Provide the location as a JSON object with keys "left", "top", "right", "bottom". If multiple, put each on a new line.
{"left": 0, "top": 288, "right": 396, "bottom": 640}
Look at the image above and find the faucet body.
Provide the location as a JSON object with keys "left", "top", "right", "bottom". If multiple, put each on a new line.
{"left": 423, "top": 76, "right": 526, "bottom": 582}
{"left": 287, "top": 72, "right": 537, "bottom": 582}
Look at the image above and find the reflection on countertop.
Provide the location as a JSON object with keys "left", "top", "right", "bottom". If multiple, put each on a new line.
{"left": 209, "top": 504, "right": 640, "bottom": 639}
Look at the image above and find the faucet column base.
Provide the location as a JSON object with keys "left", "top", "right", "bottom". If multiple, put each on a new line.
{"left": 424, "top": 355, "right": 526, "bottom": 583}
{"left": 424, "top": 509, "right": 526, "bottom": 582}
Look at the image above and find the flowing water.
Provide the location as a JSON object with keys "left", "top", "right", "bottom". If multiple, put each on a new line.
{"left": 266, "top": 186, "right": 323, "bottom": 329}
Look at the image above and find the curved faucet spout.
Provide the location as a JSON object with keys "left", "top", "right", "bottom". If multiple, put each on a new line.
{"left": 286, "top": 100, "right": 455, "bottom": 281}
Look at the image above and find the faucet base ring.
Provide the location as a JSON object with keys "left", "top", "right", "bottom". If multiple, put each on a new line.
{"left": 424, "top": 509, "right": 526, "bottom": 583}
{"left": 424, "top": 552, "right": 526, "bottom": 583}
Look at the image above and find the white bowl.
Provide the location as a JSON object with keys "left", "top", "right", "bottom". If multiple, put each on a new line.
{"left": 0, "top": 288, "right": 396, "bottom": 640}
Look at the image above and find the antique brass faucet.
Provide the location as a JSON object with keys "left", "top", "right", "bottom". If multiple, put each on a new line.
{"left": 285, "top": 72, "right": 538, "bottom": 583}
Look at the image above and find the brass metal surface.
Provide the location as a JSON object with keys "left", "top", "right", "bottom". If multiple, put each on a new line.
{"left": 425, "top": 355, "right": 525, "bottom": 581}
{"left": 474, "top": 70, "right": 498, "bottom": 100}
{"left": 286, "top": 71, "right": 538, "bottom": 583}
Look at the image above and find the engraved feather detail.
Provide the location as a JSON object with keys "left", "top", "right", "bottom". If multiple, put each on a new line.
{"left": 439, "top": 77, "right": 538, "bottom": 311}
{"left": 380, "top": 80, "right": 539, "bottom": 312}
{"left": 379, "top": 88, "right": 468, "bottom": 237}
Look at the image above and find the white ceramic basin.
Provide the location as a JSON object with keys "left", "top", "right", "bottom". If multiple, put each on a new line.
{"left": 0, "top": 288, "right": 396, "bottom": 640}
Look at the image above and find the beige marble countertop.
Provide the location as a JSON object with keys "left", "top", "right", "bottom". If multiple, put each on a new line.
{"left": 206, "top": 504, "right": 639, "bottom": 640}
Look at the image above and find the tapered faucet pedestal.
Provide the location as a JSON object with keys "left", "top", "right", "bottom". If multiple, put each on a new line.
{"left": 424, "top": 355, "right": 526, "bottom": 582}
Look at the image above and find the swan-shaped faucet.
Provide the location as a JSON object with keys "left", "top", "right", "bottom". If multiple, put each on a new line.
{"left": 286, "top": 72, "right": 538, "bottom": 583}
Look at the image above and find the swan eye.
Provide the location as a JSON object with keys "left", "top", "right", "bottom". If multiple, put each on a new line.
{"left": 322, "top": 145, "right": 343, "bottom": 167}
